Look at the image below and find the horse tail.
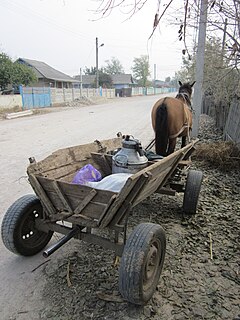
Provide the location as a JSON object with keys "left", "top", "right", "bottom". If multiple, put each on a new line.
{"left": 155, "top": 100, "right": 169, "bottom": 156}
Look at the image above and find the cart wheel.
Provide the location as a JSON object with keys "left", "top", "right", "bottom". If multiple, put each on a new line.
{"left": 1, "top": 194, "right": 53, "bottom": 256}
{"left": 119, "top": 223, "right": 166, "bottom": 305}
{"left": 183, "top": 170, "right": 203, "bottom": 214}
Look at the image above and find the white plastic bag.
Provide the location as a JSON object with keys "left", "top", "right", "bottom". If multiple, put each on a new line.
{"left": 86, "top": 173, "right": 132, "bottom": 192}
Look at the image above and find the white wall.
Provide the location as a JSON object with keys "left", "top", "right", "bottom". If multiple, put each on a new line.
{"left": 0, "top": 87, "right": 175, "bottom": 109}
{"left": 0, "top": 95, "right": 22, "bottom": 109}
{"left": 50, "top": 88, "right": 115, "bottom": 104}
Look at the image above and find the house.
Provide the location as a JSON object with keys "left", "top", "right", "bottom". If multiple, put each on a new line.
{"left": 154, "top": 80, "right": 171, "bottom": 88}
{"left": 111, "top": 74, "right": 137, "bottom": 97}
{"left": 73, "top": 73, "right": 136, "bottom": 96}
{"left": 17, "top": 58, "right": 79, "bottom": 89}
{"left": 111, "top": 74, "right": 137, "bottom": 89}
{"left": 73, "top": 75, "right": 96, "bottom": 89}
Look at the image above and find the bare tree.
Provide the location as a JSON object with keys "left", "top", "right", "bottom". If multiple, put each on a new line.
{"left": 93, "top": 0, "right": 148, "bottom": 19}
{"left": 94, "top": 0, "right": 240, "bottom": 69}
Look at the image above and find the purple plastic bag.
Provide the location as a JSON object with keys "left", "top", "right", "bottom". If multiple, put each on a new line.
{"left": 72, "top": 164, "right": 102, "bottom": 185}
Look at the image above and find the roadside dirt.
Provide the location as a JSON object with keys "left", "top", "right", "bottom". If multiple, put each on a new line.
{"left": 0, "top": 96, "right": 110, "bottom": 120}
{"left": 39, "top": 115, "right": 240, "bottom": 320}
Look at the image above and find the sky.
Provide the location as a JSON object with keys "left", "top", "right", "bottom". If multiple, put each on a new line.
{"left": 0, "top": 0, "right": 186, "bottom": 81}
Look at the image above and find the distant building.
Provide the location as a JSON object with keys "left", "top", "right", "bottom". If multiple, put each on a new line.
{"left": 73, "top": 75, "right": 95, "bottom": 89}
{"left": 17, "top": 58, "right": 79, "bottom": 89}
{"left": 112, "top": 74, "right": 137, "bottom": 97}
{"left": 73, "top": 73, "right": 137, "bottom": 96}
{"left": 111, "top": 74, "right": 137, "bottom": 89}
{"left": 154, "top": 80, "right": 171, "bottom": 88}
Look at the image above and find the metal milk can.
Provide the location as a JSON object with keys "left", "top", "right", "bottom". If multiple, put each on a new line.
{"left": 112, "top": 135, "right": 148, "bottom": 174}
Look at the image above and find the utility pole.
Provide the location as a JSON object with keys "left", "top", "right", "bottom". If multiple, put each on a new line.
{"left": 79, "top": 68, "right": 83, "bottom": 97}
{"left": 96, "top": 37, "right": 104, "bottom": 93}
{"left": 96, "top": 37, "right": 99, "bottom": 91}
{"left": 192, "top": 0, "right": 208, "bottom": 137}
{"left": 154, "top": 64, "right": 156, "bottom": 95}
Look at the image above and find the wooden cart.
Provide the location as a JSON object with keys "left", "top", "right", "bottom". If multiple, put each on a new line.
{"left": 1, "top": 137, "right": 203, "bottom": 305}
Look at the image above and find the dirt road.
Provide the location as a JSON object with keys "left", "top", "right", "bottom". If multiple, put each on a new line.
{"left": 1, "top": 96, "right": 239, "bottom": 320}
{"left": 0, "top": 94, "right": 162, "bottom": 320}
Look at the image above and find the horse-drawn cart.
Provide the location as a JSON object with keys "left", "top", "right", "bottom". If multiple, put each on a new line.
{"left": 1, "top": 136, "right": 203, "bottom": 305}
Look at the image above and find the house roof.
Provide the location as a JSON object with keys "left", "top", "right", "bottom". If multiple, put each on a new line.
{"left": 154, "top": 80, "right": 171, "bottom": 87}
{"left": 74, "top": 75, "right": 96, "bottom": 85}
{"left": 111, "top": 74, "right": 136, "bottom": 85}
{"left": 74, "top": 73, "right": 136, "bottom": 86}
{"left": 17, "top": 58, "right": 78, "bottom": 83}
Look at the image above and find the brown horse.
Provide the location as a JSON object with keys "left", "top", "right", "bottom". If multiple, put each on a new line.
{"left": 151, "top": 81, "right": 195, "bottom": 156}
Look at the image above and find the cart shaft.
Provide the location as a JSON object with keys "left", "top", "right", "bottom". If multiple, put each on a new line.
{"left": 43, "top": 227, "right": 80, "bottom": 258}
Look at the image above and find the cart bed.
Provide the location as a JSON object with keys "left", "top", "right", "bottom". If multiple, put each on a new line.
{"left": 27, "top": 138, "right": 197, "bottom": 229}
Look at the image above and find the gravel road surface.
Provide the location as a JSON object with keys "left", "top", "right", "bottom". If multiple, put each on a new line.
{"left": 1, "top": 96, "right": 239, "bottom": 320}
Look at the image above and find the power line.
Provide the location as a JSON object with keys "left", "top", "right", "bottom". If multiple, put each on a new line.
{"left": 0, "top": 0, "right": 93, "bottom": 43}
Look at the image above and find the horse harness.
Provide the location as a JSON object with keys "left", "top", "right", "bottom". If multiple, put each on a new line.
{"left": 175, "top": 92, "right": 193, "bottom": 111}
{"left": 168, "top": 92, "right": 193, "bottom": 140}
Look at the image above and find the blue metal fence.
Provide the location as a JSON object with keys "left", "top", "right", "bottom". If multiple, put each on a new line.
{"left": 131, "top": 86, "right": 176, "bottom": 96}
{"left": 20, "top": 86, "right": 51, "bottom": 109}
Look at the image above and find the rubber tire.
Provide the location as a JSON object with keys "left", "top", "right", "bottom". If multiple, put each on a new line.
{"left": 119, "top": 223, "right": 166, "bottom": 305}
{"left": 1, "top": 194, "right": 53, "bottom": 256}
{"left": 183, "top": 170, "right": 203, "bottom": 214}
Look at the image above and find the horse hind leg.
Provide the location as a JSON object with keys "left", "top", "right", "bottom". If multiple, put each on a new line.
{"left": 167, "top": 138, "right": 176, "bottom": 155}
{"left": 155, "top": 104, "right": 169, "bottom": 156}
{"left": 181, "top": 126, "right": 191, "bottom": 148}
{"left": 181, "top": 136, "right": 187, "bottom": 148}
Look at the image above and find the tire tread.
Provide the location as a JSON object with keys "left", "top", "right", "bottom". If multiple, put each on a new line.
{"left": 1, "top": 195, "right": 38, "bottom": 254}
{"left": 183, "top": 170, "right": 203, "bottom": 214}
{"left": 1, "top": 194, "right": 52, "bottom": 256}
{"left": 119, "top": 222, "right": 166, "bottom": 305}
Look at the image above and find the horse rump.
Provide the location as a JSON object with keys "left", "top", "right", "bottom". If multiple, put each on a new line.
{"left": 155, "top": 103, "right": 169, "bottom": 156}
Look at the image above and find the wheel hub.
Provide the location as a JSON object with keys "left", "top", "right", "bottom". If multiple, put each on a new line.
{"left": 21, "top": 210, "right": 39, "bottom": 240}
{"left": 145, "top": 242, "right": 159, "bottom": 281}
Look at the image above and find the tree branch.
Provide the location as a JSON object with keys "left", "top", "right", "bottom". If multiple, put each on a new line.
{"left": 148, "top": 0, "right": 174, "bottom": 39}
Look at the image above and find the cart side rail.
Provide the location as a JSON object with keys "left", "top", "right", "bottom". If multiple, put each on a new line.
{"left": 98, "top": 173, "right": 150, "bottom": 228}
{"left": 27, "top": 138, "right": 121, "bottom": 180}
{"left": 29, "top": 173, "right": 118, "bottom": 227}
{"left": 100, "top": 140, "right": 198, "bottom": 228}
{"left": 131, "top": 141, "right": 198, "bottom": 206}
{"left": 131, "top": 152, "right": 184, "bottom": 206}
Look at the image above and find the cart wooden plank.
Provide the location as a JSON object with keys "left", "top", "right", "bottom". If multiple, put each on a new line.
{"left": 97, "top": 175, "right": 141, "bottom": 228}
{"left": 28, "top": 174, "right": 56, "bottom": 216}
{"left": 27, "top": 138, "right": 121, "bottom": 179}
{"left": 132, "top": 150, "right": 185, "bottom": 206}
{"left": 36, "top": 176, "right": 117, "bottom": 220}
{"left": 109, "top": 173, "right": 151, "bottom": 227}
{"left": 51, "top": 180, "right": 73, "bottom": 213}
{"left": 74, "top": 189, "right": 97, "bottom": 215}
{"left": 53, "top": 214, "right": 99, "bottom": 228}
{"left": 91, "top": 152, "right": 113, "bottom": 176}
